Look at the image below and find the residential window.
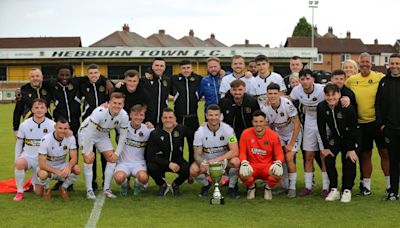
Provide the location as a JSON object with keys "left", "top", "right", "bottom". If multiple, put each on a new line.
{"left": 313, "top": 53, "right": 323, "bottom": 63}
{"left": 371, "top": 55, "right": 376, "bottom": 64}
{"left": 384, "top": 56, "right": 389, "bottom": 64}
{"left": 0, "top": 66, "right": 6, "bottom": 81}
{"left": 341, "top": 53, "right": 351, "bottom": 62}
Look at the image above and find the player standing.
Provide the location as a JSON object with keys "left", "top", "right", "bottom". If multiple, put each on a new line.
{"left": 79, "top": 92, "right": 129, "bottom": 200}
{"left": 262, "top": 83, "right": 302, "bottom": 198}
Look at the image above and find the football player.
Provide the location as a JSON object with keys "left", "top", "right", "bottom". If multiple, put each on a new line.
{"left": 13, "top": 99, "right": 55, "bottom": 201}
{"left": 37, "top": 118, "right": 80, "bottom": 200}
{"left": 79, "top": 92, "right": 129, "bottom": 200}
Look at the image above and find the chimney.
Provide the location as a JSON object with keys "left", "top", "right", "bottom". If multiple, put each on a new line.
{"left": 159, "top": 29, "right": 165, "bottom": 36}
{"left": 189, "top": 29, "right": 194, "bottom": 37}
{"left": 328, "top": 26, "right": 333, "bottom": 34}
{"left": 374, "top": 39, "right": 378, "bottom": 45}
{"left": 122, "top": 24, "right": 130, "bottom": 32}
{"left": 265, "top": 44, "right": 270, "bottom": 48}
{"left": 210, "top": 33, "right": 215, "bottom": 39}
{"left": 245, "top": 39, "right": 249, "bottom": 46}
{"left": 346, "top": 31, "right": 351, "bottom": 39}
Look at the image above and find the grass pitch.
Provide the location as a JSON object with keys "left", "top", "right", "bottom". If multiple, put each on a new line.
{"left": 0, "top": 102, "right": 398, "bottom": 227}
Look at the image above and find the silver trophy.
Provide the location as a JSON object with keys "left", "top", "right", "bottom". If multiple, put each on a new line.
{"left": 208, "top": 161, "right": 225, "bottom": 205}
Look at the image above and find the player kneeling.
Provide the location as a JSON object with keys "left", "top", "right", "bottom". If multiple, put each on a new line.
{"left": 114, "top": 105, "right": 153, "bottom": 196}
{"left": 190, "top": 105, "right": 241, "bottom": 199}
{"left": 239, "top": 111, "right": 285, "bottom": 200}
{"left": 37, "top": 118, "right": 80, "bottom": 200}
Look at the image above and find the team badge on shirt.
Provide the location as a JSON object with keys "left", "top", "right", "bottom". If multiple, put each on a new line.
{"left": 160, "top": 136, "right": 164, "bottom": 141}
{"left": 368, "top": 79, "right": 373, "bottom": 84}
{"left": 139, "top": 131, "right": 144, "bottom": 137}
{"left": 114, "top": 121, "right": 119, "bottom": 125}
{"left": 163, "top": 80, "right": 168, "bottom": 87}
{"left": 99, "top": 86, "right": 105, "bottom": 92}
{"left": 43, "top": 128, "right": 48, "bottom": 133}
{"left": 245, "top": 107, "right": 252, "bottom": 114}
{"left": 280, "top": 112, "right": 285, "bottom": 117}
{"left": 63, "top": 145, "right": 68, "bottom": 150}
{"left": 41, "top": 89, "right": 47, "bottom": 96}
{"left": 190, "top": 77, "right": 195, "bottom": 82}
{"left": 220, "top": 136, "right": 225, "bottom": 141}
{"left": 173, "top": 130, "right": 180, "bottom": 138}
{"left": 385, "top": 137, "right": 390, "bottom": 143}
{"left": 312, "top": 97, "right": 317, "bottom": 101}
{"left": 329, "top": 139, "right": 335, "bottom": 146}
{"left": 68, "top": 84, "right": 74, "bottom": 91}
{"left": 28, "top": 93, "right": 32, "bottom": 97}
{"left": 264, "top": 140, "right": 269, "bottom": 145}
{"left": 337, "top": 112, "right": 343, "bottom": 119}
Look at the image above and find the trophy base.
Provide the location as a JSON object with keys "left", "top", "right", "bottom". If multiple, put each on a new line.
{"left": 210, "top": 197, "right": 225, "bottom": 205}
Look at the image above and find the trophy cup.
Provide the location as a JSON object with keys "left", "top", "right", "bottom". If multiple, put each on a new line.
{"left": 208, "top": 161, "right": 225, "bottom": 205}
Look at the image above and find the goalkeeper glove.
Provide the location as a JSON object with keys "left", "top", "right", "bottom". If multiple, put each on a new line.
{"left": 239, "top": 160, "right": 253, "bottom": 177}
{"left": 269, "top": 160, "right": 283, "bottom": 176}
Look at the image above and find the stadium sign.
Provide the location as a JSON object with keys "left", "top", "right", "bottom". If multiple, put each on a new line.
{"left": 0, "top": 47, "right": 317, "bottom": 59}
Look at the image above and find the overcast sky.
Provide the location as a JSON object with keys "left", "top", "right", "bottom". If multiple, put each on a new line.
{"left": 0, "top": 0, "right": 399, "bottom": 48}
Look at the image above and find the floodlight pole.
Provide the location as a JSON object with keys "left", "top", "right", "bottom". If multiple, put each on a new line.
{"left": 309, "top": 1, "right": 318, "bottom": 70}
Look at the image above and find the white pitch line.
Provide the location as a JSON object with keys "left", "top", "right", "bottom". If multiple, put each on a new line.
{"left": 85, "top": 193, "right": 106, "bottom": 228}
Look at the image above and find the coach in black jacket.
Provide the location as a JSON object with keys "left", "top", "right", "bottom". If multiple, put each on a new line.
{"left": 376, "top": 54, "right": 400, "bottom": 200}
{"left": 219, "top": 79, "right": 260, "bottom": 139}
{"left": 146, "top": 108, "right": 190, "bottom": 197}
{"left": 317, "top": 83, "right": 358, "bottom": 201}
{"left": 13, "top": 68, "right": 52, "bottom": 134}
{"left": 171, "top": 60, "right": 202, "bottom": 164}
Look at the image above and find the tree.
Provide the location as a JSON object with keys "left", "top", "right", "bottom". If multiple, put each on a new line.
{"left": 292, "top": 17, "right": 313, "bottom": 37}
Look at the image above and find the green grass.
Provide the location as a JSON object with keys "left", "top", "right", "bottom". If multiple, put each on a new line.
{"left": 0, "top": 102, "right": 398, "bottom": 227}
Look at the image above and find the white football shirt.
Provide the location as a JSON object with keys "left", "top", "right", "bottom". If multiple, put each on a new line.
{"left": 119, "top": 123, "right": 153, "bottom": 163}
{"left": 38, "top": 133, "right": 77, "bottom": 167}
{"left": 16, "top": 117, "right": 55, "bottom": 159}
{"left": 289, "top": 83, "right": 325, "bottom": 128}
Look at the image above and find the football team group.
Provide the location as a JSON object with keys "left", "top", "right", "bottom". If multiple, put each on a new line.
{"left": 11, "top": 52, "right": 400, "bottom": 203}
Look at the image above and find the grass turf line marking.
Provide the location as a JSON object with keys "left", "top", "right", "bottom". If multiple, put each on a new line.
{"left": 85, "top": 193, "right": 105, "bottom": 228}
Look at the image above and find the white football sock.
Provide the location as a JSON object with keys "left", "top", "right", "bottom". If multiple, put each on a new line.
{"left": 84, "top": 163, "right": 93, "bottom": 191}
{"left": 196, "top": 174, "right": 209, "bottom": 186}
{"left": 288, "top": 172, "right": 297, "bottom": 190}
{"left": 39, "top": 178, "right": 50, "bottom": 189}
{"left": 280, "top": 162, "right": 289, "bottom": 189}
{"left": 322, "top": 172, "right": 330, "bottom": 190}
{"left": 304, "top": 172, "right": 313, "bottom": 190}
{"left": 228, "top": 168, "right": 238, "bottom": 188}
{"left": 62, "top": 173, "right": 78, "bottom": 189}
{"left": 15, "top": 169, "right": 25, "bottom": 193}
{"left": 363, "top": 178, "right": 371, "bottom": 190}
{"left": 103, "top": 162, "right": 116, "bottom": 191}
{"left": 385, "top": 176, "right": 390, "bottom": 189}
